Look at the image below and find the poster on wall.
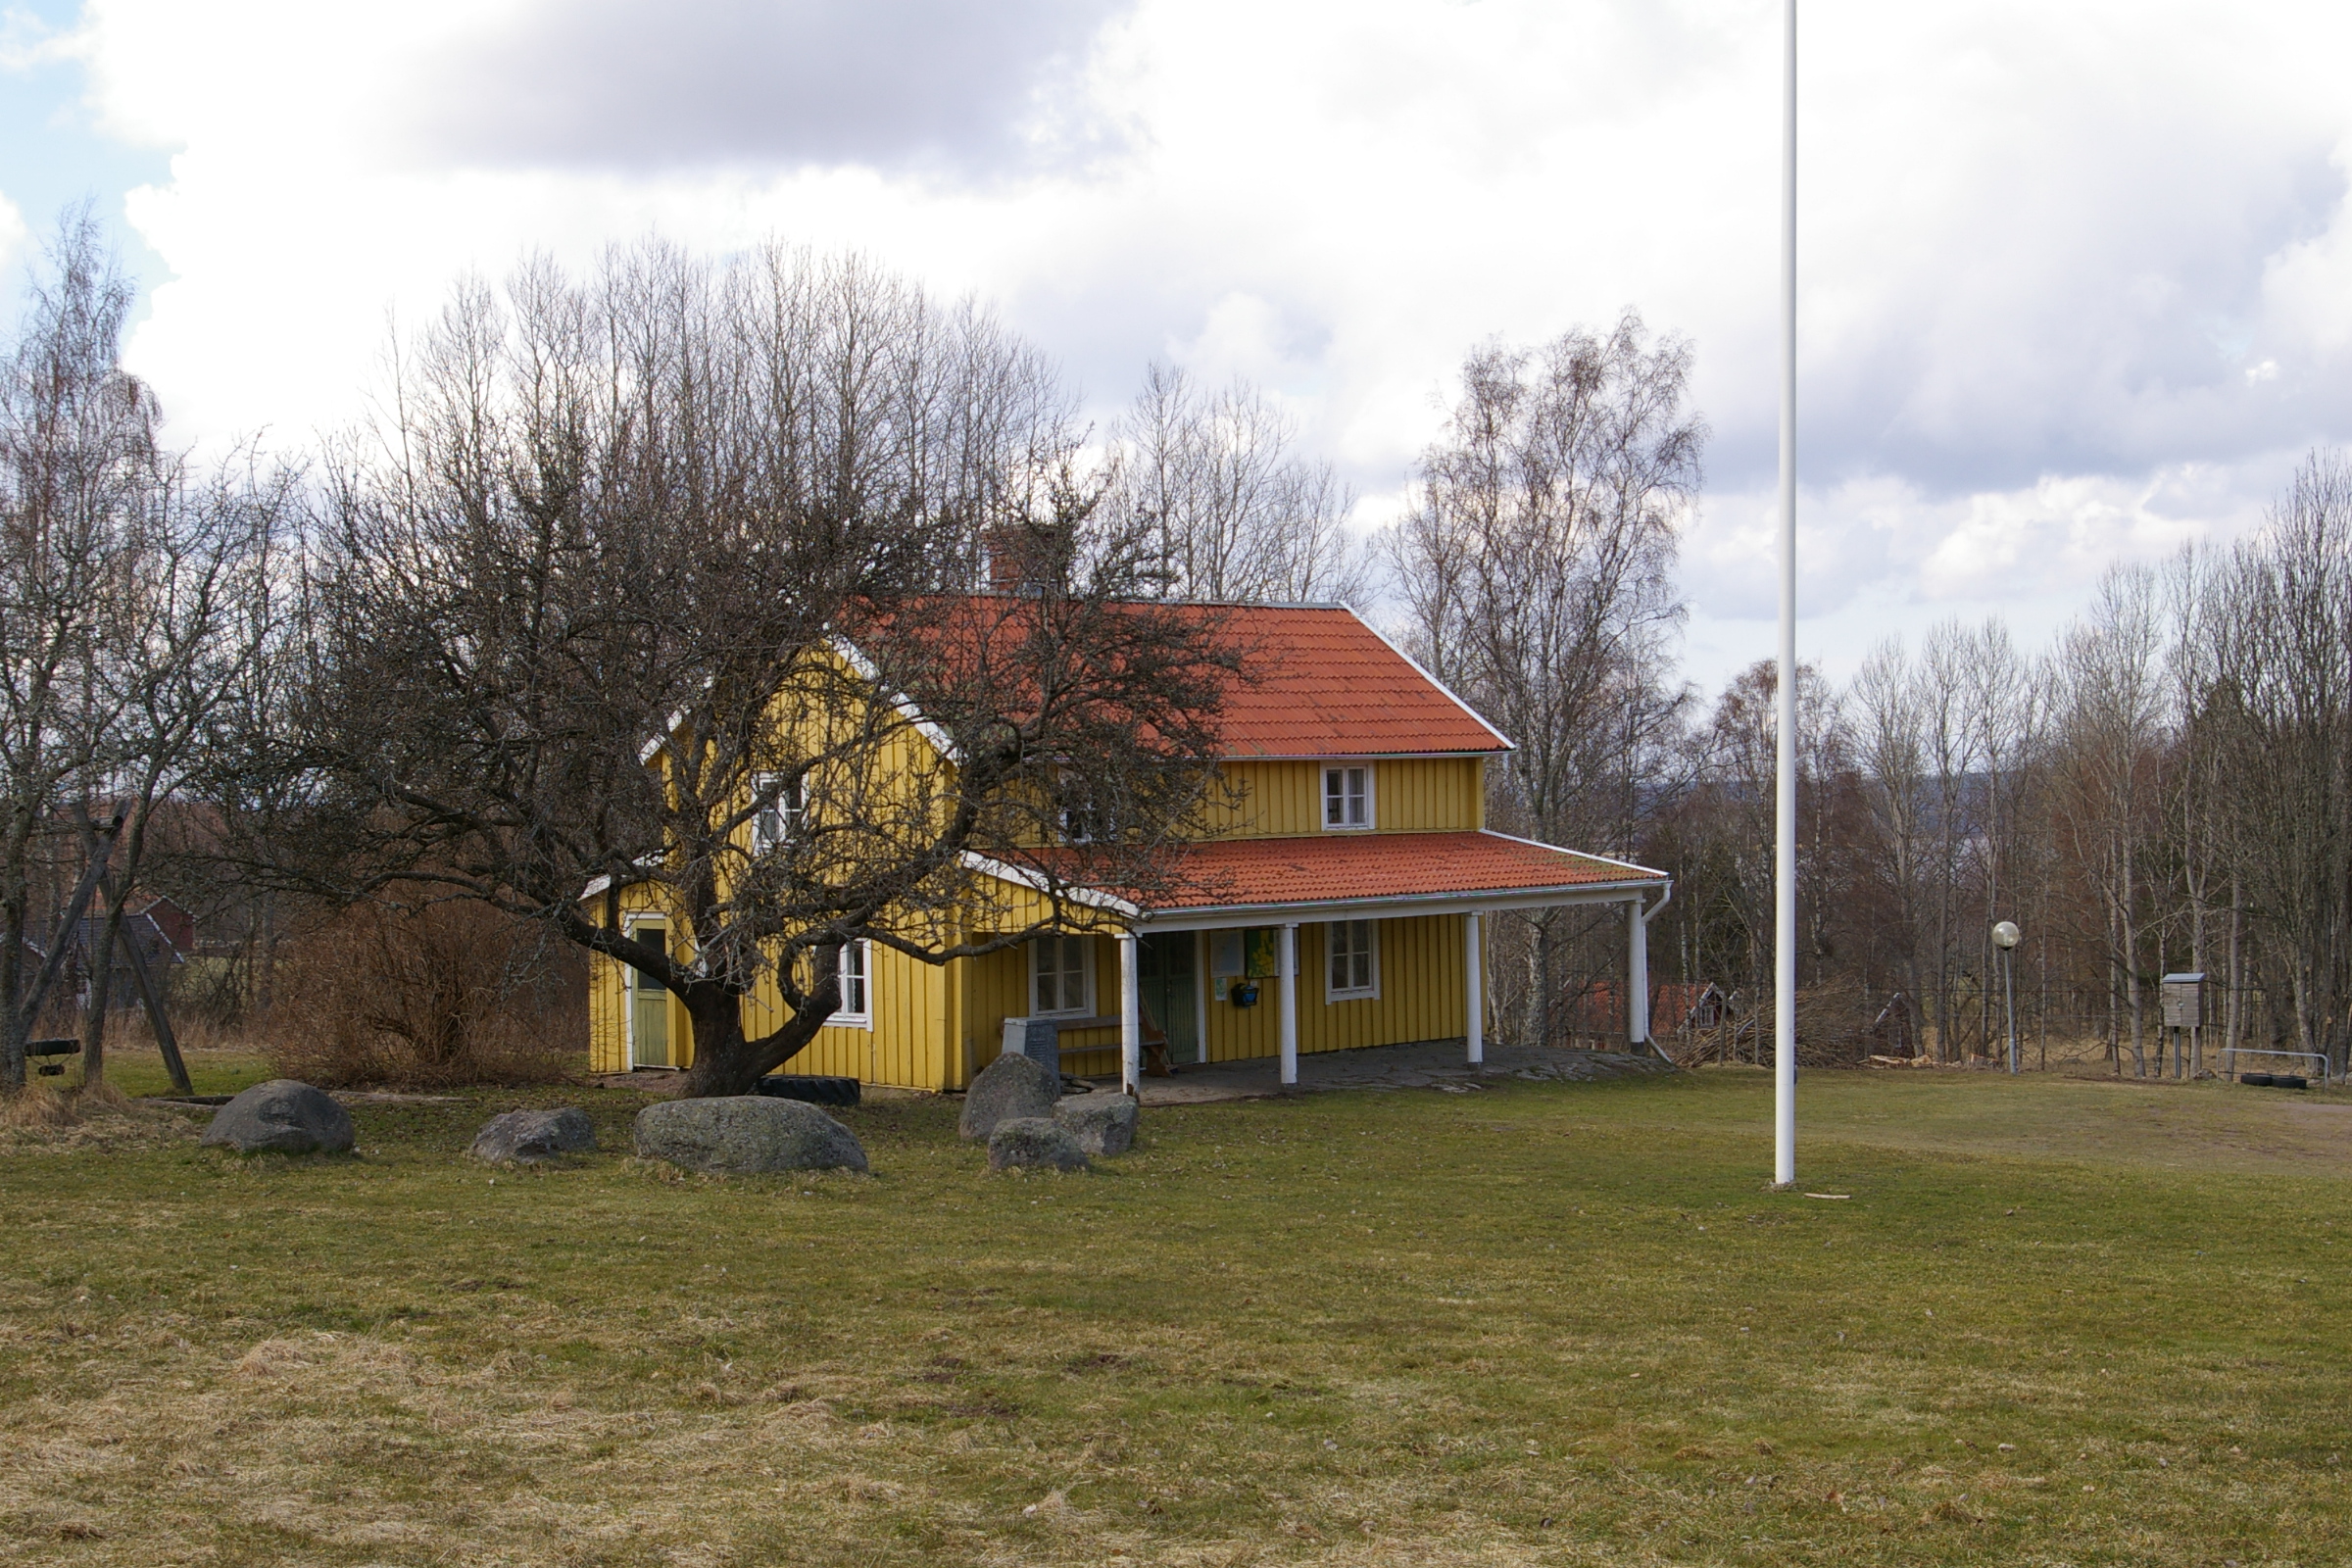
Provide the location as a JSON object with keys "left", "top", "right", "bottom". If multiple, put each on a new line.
{"left": 1210, "top": 928, "right": 1281, "bottom": 998}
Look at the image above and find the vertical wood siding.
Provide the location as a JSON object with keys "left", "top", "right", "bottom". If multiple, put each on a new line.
{"left": 1200, "top": 759, "right": 1487, "bottom": 837}
{"left": 588, "top": 951, "right": 622, "bottom": 1073}
{"left": 961, "top": 934, "right": 1128, "bottom": 1080}
{"left": 1195, "top": 913, "right": 1474, "bottom": 1061}
{"left": 592, "top": 910, "right": 1484, "bottom": 1081}
{"left": 739, "top": 941, "right": 952, "bottom": 1090}
{"left": 962, "top": 944, "right": 1029, "bottom": 1084}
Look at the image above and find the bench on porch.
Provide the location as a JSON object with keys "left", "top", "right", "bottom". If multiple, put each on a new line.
{"left": 1004, "top": 1014, "right": 1177, "bottom": 1078}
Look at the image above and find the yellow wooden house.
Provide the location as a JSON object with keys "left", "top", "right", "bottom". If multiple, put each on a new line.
{"left": 586, "top": 603, "right": 1669, "bottom": 1091}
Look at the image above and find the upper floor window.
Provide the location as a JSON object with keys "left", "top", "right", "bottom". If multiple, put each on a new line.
{"left": 1328, "top": 918, "right": 1377, "bottom": 999}
{"left": 752, "top": 773, "right": 805, "bottom": 856}
{"left": 1323, "top": 764, "right": 1372, "bottom": 830}
{"left": 832, "top": 940, "right": 871, "bottom": 1028}
{"left": 1057, "top": 770, "right": 1102, "bottom": 845}
{"left": 1032, "top": 933, "right": 1093, "bottom": 1017}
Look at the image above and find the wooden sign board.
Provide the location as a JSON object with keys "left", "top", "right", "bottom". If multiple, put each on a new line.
{"left": 2161, "top": 973, "right": 2206, "bottom": 1030}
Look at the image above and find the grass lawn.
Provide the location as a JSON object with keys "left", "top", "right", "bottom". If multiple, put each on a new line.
{"left": 4, "top": 1055, "right": 2350, "bottom": 1566}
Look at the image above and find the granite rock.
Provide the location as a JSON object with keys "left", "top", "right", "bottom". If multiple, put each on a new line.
{"left": 1052, "top": 1094, "right": 1138, "bottom": 1157}
{"left": 987, "top": 1116, "right": 1090, "bottom": 1172}
{"left": 958, "top": 1050, "right": 1059, "bottom": 1141}
{"left": 199, "top": 1080, "right": 355, "bottom": 1155}
{"left": 633, "top": 1096, "right": 867, "bottom": 1174}
{"left": 471, "top": 1106, "right": 597, "bottom": 1164}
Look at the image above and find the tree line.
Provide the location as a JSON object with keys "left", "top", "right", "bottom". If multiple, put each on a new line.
{"left": 6, "top": 209, "right": 2343, "bottom": 1094}
{"left": 1637, "top": 465, "right": 2352, "bottom": 1079}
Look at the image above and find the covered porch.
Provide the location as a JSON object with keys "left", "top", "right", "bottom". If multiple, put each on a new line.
{"left": 984, "top": 830, "right": 1673, "bottom": 1096}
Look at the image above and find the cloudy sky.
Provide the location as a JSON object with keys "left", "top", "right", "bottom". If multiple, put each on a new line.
{"left": 7, "top": 0, "right": 2352, "bottom": 694}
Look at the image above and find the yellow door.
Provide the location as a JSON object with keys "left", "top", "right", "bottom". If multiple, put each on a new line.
{"left": 630, "top": 924, "right": 671, "bottom": 1068}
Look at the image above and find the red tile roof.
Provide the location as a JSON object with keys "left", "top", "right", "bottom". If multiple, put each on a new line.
{"left": 1003, "top": 830, "right": 1662, "bottom": 915}
{"left": 1206, "top": 605, "right": 1510, "bottom": 759}
{"left": 859, "top": 598, "right": 1510, "bottom": 760}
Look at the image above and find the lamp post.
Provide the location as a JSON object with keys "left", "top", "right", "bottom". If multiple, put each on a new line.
{"left": 1992, "top": 920, "right": 2021, "bottom": 1075}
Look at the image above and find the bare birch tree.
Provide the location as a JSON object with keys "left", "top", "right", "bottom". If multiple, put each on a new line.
{"left": 2053, "top": 565, "right": 2169, "bottom": 1074}
{"left": 2197, "top": 453, "right": 2352, "bottom": 1073}
{"left": 1851, "top": 637, "right": 1933, "bottom": 1050}
{"left": 1390, "top": 310, "right": 1703, "bottom": 1045}
{"left": 1108, "top": 363, "right": 1367, "bottom": 605}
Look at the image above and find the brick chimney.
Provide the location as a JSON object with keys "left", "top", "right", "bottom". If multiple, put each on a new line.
{"left": 982, "top": 525, "right": 1060, "bottom": 595}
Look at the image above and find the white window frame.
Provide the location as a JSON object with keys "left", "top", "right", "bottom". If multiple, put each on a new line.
{"left": 1326, "top": 918, "right": 1379, "bottom": 1002}
{"left": 1030, "top": 933, "right": 1096, "bottom": 1018}
{"left": 1322, "top": 764, "right": 1374, "bottom": 831}
{"left": 1056, "top": 767, "right": 1105, "bottom": 845}
{"left": 751, "top": 772, "right": 805, "bottom": 856}
{"left": 830, "top": 939, "right": 872, "bottom": 1030}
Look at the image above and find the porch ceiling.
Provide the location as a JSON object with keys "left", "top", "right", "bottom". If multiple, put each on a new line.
{"left": 976, "top": 829, "right": 1667, "bottom": 931}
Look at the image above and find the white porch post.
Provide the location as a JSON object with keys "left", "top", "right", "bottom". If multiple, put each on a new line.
{"left": 1119, "top": 930, "right": 1142, "bottom": 1097}
{"left": 1628, "top": 895, "right": 1651, "bottom": 1052}
{"left": 1464, "top": 911, "right": 1484, "bottom": 1064}
{"left": 1278, "top": 922, "right": 1299, "bottom": 1086}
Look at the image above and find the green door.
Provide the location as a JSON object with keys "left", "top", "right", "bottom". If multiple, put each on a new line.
{"left": 630, "top": 925, "right": 671, "bottom": 1068}
{"left": 1138, "top": 933, "right": 1200, "bottom": 1064}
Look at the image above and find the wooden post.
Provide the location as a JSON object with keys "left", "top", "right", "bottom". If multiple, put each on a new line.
{"left": 1278, "top": 923, "right": 1298, "bottom": 1087}
{"left": 115, "top": 913, "right": 194, "bottom": 1097}
{"left": 8, "top": 813, "right": 123, "bottom": 1087}
{"left": 1119, "top": 930, "right": 1142, "bottom": 1098}
{"left": 1464, "top": 911, "right": 1484, "bottom": 1065}
{"left": 1628, "top": 895, "right": 1650, "bottom": 1053}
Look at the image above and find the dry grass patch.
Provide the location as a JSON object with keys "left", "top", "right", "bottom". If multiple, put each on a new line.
{"left": 0, "top": 1069, "right": 2350, "bottom": 1564}
{"left": 0, "top": 1084, "right": 201, "bottom": 1154}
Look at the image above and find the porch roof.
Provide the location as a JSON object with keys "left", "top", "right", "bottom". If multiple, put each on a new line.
{"left": 982, "top": 829, "right": 1666, "bottom": 929}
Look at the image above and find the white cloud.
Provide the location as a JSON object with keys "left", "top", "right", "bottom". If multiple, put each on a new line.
{"left": 38, "top": 0, "right": 2352, "bottom": 689}
{"left": 0, "top": 191, "right": 24, "bottom": 275}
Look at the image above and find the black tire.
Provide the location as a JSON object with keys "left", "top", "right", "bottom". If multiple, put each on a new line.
{"left": 2277, "top": 1075, "right": 2310, "bottom": 1091}
{"left": 755, "top": 1074, "right": 861, "bottom": 1107}
{"left": 2242, "top": 1072, "right": 2275, "bottom": 1086}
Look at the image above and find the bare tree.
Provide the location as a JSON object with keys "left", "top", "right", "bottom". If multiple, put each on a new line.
{"left": 73, "top": 459, "right": 290, "bottom": 1089}
{"left": 1850, "top": 637, "right": 1933, "bottom": 1050}
{"left": 2197, "top": 453, "right": 2352, "bottom": 1074}
{"left": 246, "top": 242, "right": 1236, "bottom": 1098}
{"left": 2052, "top": 565, "right": 2169, "bottom": 1074}
{"left": 1959, "top": 619, "right": 2038, "bottom": 1055}
{"left": 0, "top": 217, "right": 155, "bottom": 1087}
{"left": 1109, "top": 363, "right": 1368, "bottom": 605}
{"left": 1389, "top": 310, "right": 1702, "bottom": 1045}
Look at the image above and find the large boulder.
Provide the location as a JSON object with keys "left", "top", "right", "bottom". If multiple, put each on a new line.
{"left": 958, "top": 1050, "right": 1059, "bottom": 1141}
{"left": 200, "top": 1080, "right": 355, "bottom": 1155}
{"left": 1053, "top": 1094, "right": 1138, "bottom": 1157}
{"left": 987, "top": 1116, "right": 1090, "bottom": 1172}
{"left": 471, "top": 1106, "right": 597, "bottom": 1164}
{"left": 633, "top": 1096, "right": 867, "bottom": 1175}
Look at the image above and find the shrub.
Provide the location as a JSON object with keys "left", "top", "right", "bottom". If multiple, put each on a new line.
{"left": 267, "top": 903, "right": 584, "bottom": 1088}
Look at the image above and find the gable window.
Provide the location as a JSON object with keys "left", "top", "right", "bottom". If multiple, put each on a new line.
{"left": 831, "top": 940, "right": 871, "bottom": 1028}
{"left": 1323, "top": 764, "right": 1372, "bottom": 830}
{"left": 752, "top": 773, "right": 805, "bottom": 856}
{"left": 1327, "top": 918, "right": 1377, "bottom": 1000}
{"left": 1057, "top": 769, "right": 1107, "bottom": 845}
{"left": 1031, "top": 933, "right": 1094, "bottom": 1017}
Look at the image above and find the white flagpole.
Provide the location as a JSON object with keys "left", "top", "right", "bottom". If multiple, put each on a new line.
{"left": 1774, "top": 0, "right": 1799, "bottom": 1190}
